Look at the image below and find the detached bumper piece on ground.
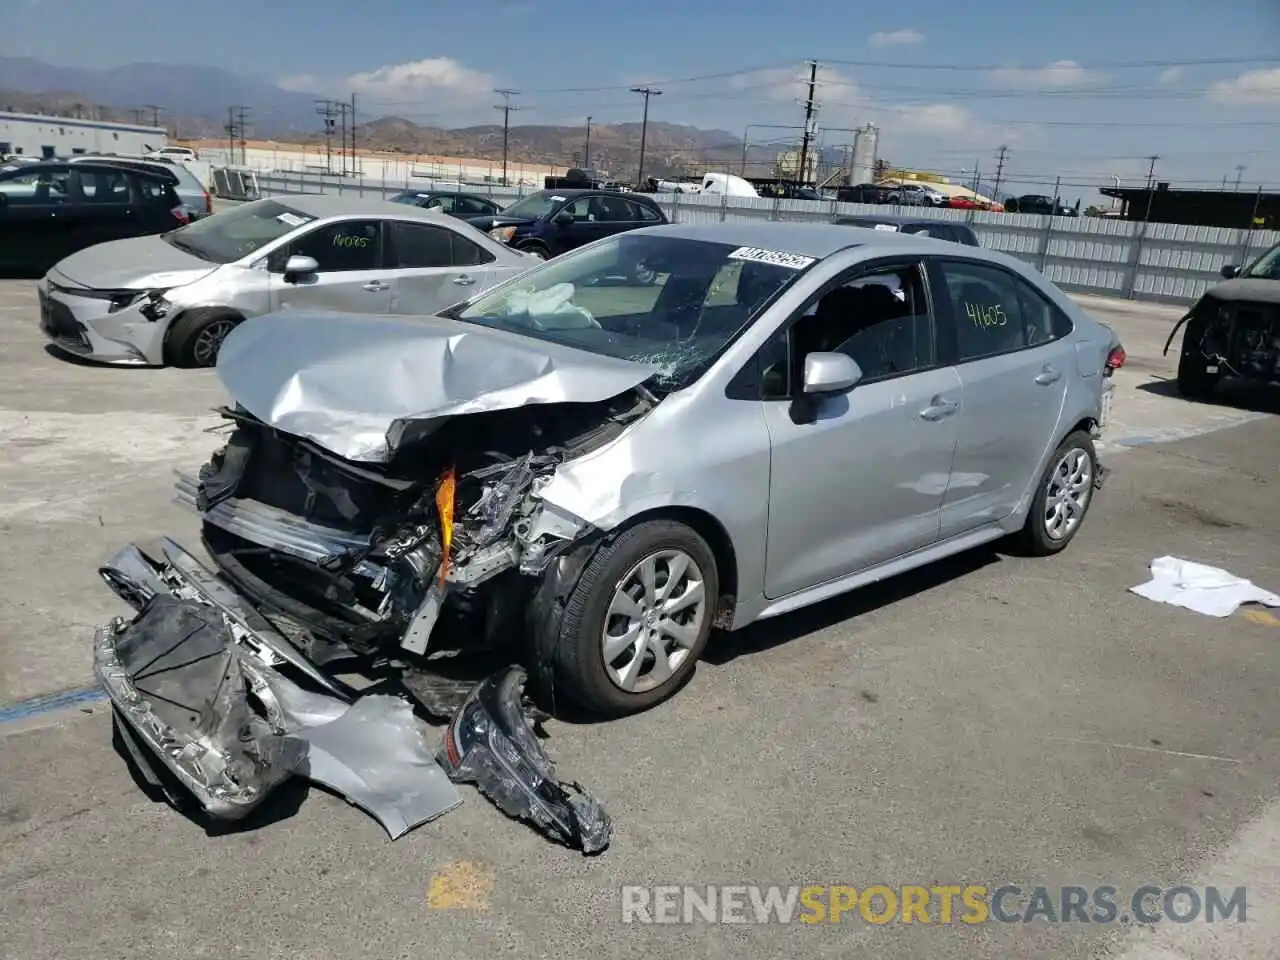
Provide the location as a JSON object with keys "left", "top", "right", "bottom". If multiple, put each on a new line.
{"left": 94, "top": 539, "right": 612, "bottom": 852}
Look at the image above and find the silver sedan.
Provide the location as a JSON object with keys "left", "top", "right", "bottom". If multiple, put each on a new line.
{"left": 36, "top": 194, "right": 535, "bottom": 367}
{"left": 98, "top": 222, "right": 1125, "bottom": 725}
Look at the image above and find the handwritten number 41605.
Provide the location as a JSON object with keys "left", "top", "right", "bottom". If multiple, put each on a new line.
{"left": 966, "top": 302, "right": 1007, "bottom": 327}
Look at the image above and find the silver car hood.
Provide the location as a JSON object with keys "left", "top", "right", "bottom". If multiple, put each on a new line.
{"left": 51, "top": 235, "right": 219, "bottom": 291}
{"left": 215, "top": 311, "right": 658, "bottom": 463}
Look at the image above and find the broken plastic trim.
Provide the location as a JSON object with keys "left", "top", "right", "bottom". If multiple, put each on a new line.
{"left": 437, "top": 665, "right": 612, "bottom": 854}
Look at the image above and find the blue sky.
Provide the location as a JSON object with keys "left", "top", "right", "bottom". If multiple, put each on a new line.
{"left": 12, "top": 0, "right": 1280, "bottom": 202}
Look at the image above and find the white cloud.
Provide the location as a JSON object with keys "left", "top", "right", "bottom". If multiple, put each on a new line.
{"left": 278, "top": 57, "right": 496, "bottom": 102}
{"left": 987, "top": 60, "right": 1101, "bottom": 89}
{"left": 1157, "top": 66, "right": 1184, "bottom": 84}
{"left": 869, "top": 28, "right": 924, "bottom": 47}
{"left": 1208, "top": 67, "right": 1280, "bottom": 104}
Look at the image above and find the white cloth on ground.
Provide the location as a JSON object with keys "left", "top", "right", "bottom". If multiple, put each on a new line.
{"left": 1130, "top": 555, "right": 1280, "bottom": 618}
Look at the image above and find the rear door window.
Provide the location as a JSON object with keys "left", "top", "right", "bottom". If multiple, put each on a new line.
{"left": 391, "top": 221, "right": 454, "bottom": 268}
{"left": 937, "top": 260, "right": 1033, "bottom": 361}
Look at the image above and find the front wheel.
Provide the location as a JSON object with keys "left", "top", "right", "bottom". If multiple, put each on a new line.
{"left": 165, "top": 308, "right": 241, "bottom": 368}
{"left": 518, "top": 243, "right": 548, "bottom": 261}
{"left": 548, "top": 519, "right": 719, "bottom": 718}
{"left": 1013, "top": 430, "right": 1098, "bottom": 556}
{"left": 1176, "top": 313, "right": 1219, "bottom": 400}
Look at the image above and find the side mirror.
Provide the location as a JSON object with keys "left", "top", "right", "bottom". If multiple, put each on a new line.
{"left": 553, "top": 210, "right": 574, "bottom": 226}
{"left": 802, "top": 352, "right": 863, "bottom": 394}
{"left": 1220, "top": 264, "right": 1240, "bottom": 279}
{"left": 283, "top": 254, "right": 318, "bottom": 282}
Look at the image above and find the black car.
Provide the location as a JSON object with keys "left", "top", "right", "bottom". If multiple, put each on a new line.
{"left": 465, "top": 188, "right": 668, "bottom": 260}
{"left": 1163, "top": 241, "right": 1280, "bottom": 399}
{"left": 0, "top": 160, "right": 188, "bottom": 275}
{"left": 832, "top": 215, "right": 981, "bottom": 246}
{"left": 1004, "top": 195, "right": 1079, "bottom": 216}
{"left": 387, "top": 189, "right": 504, "bottom": 218}
{"left": 837, "top": 182, "right": 892, "bottom": 205}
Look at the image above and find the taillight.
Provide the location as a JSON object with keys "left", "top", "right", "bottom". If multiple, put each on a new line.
{"left": 203, "top": 191, "right": 212, "bottom": 214}
{"left": 1105, "top": 344, "right": 1126, "bottom": 375}
{"left": 170, "top": 205, "right": 190, "bottom": 225}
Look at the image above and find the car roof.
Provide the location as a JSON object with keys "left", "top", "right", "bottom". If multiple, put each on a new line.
{"left": 835, "top": 214, "right": 964, "bottom": 228}
{"left": 395, "top": 189, "right": 494, "bottom": 200}
{"left": 537, "top": 187, "right": 658, "bottom": 202}
{"left": 0, "top": 158, "right": 176, "bottom": 181}
{"left": 637, "top": 220, "right": 1013, "bottom": 265}
{"left": 261, "top": 193, "right": 469, "bottom": 221}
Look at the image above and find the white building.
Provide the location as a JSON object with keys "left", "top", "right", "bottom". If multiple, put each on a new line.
{"left": 0, "top": 111, "right": 168, "bottom": 159}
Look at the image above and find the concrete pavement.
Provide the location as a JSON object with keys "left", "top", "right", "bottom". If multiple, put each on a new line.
{"left": 1, "top": 281, "right": 1278, "bottom": 959}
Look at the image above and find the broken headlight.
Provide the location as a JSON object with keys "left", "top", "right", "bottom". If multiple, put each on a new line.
{"left": 138, "top": 292, "right": 173, "bottom": 321}
{"left": 437, "top": 665, "right": 612, "bottom": 854}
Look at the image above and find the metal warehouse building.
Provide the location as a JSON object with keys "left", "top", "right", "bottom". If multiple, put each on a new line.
{"left": 0, "top": 111, "right": 168, "bottom": 159}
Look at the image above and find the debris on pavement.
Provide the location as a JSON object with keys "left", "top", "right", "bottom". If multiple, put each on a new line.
{"left": 95, "top": 543, "right": 461, "bottom": 836}
{"left": 1130, "top": 555, "right": 1280, "bottom": 618}
{"left": 437, "top": 665, "right": 613, "bottom": 855}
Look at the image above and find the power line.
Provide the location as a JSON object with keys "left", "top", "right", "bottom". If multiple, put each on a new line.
{"left": 631, "top": 86, "right": 662, "bottom": 185}
{"left": 818, "top": 54, "right": 1280, "bottom": 71}
{"left": 494, "top": 89, "right": 521, "bottom": 186}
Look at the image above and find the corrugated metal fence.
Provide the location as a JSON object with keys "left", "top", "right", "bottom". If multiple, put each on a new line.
{"left": 213, "top": 167, "right": 1277, "bottom": 306}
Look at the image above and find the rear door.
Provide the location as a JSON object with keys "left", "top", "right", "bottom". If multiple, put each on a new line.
{"left": 930, "top": 258, "right": 1075, "bottom": 537}
{"left": 385, "top": 219, "right": 478, "bottom": 314}
{"left": 270, "top": 218, "right": 393, "bottom": 313}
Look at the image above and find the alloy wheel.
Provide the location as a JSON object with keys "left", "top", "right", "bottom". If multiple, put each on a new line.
{"left": 191, "top": 319, "right": 237, "bottom": 367}
{"left": 1043, "top": 447, "right": 1093, "bottom": 541}
{"left": 601, "top": 549, "right": 707, "bottom": 694}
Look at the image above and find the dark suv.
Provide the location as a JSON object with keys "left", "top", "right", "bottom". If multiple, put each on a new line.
{"left": 466, "top": 188, "right": 667, "bottom": 260}
{"left": 0, "top": 160, "right": 188, "bottom": 275}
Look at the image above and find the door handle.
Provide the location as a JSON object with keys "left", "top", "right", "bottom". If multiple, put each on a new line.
{"left": 919, "top": 396, "right": 959, "bottom": 421}
{"left": 362, "top": 280, "right": 389, "bottom": 292}
{"left": 452, "top": 274, "right": 475, "bottom": 286}
{"left": 1035, "top": 365, "right": 1062, "bottom": 385}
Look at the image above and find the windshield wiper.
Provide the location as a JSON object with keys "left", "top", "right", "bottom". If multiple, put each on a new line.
{"left": 163, "top": 234, "right": 210, "bottom": 260}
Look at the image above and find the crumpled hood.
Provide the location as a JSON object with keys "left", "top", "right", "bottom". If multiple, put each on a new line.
{"left": 215, "top": 311, "right": 657, "bottom": 463}
{"left": 1203, "top": 277, "right": 1280, "bottom": 306}
{"left": 50, "top": 235, "right": 218, "bottom": 291}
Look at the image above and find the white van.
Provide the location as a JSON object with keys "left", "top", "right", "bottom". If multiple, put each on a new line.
{"left": 698, "top": 172, "right": 759, "bottom": 197}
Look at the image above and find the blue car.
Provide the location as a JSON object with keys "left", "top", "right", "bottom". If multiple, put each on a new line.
{"left": 465, "top": 188, "right": 668, "bottom": 261}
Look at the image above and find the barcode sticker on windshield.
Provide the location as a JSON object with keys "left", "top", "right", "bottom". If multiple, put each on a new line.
{"left": 276, "top": 212, "right": 312, "bottom": 228}
{"left": 727, "top": 246, "right": 816, "bottom": 270}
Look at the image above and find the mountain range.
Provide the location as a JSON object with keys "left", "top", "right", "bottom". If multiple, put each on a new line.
{"left": 0, "top": 57, "right": 830, "bottom": 178}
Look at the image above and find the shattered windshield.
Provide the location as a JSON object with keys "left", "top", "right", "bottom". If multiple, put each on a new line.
{"left": 163, "top": 198, "right": 315, "bottom": 263}
{"left": 451, "top": 233, "right": 813, "bottom": 390}
{"left": 1243, "top": 242, "right": 1280, "bottom": 281}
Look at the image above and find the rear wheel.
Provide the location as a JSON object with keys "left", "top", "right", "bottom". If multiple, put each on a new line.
{"left": 166, "top": 308, "right": 242, "bottom": 368}
{"left": 547, "top": 519, "right": 719, "bottom": 718}
{"left": 1175, "top": 313, "right": 1219, "bottom": 400}
{"left": 1013, "top": 430, "right": 1098, "bottom": 556}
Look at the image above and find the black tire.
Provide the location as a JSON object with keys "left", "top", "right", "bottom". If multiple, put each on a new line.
{"left": 1175, "top": 313, "right": 1219, "bottom": 400}
{"left": 548, "top": 519, "right": 719, "bottom": 718}
{"left": 165, "top": 308, "right": 242, "bottom": 368}
{"left": 1013, "top": 430, "right": 1098, "bottom": 557}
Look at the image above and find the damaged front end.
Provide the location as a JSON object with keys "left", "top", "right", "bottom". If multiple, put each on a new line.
{"left": 1164, "top": 286, "right": 1280, "bottom": 384}
{"left": 181, "top": 388, "right": 652, "bottom": 668}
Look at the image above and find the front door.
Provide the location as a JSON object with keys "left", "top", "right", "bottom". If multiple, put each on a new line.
{"left": 270, "top": 219, "right": 393, "bottom": 313}
{"left": 547, "top": 196, "right": 610, "bottom": 255}
{"left": 0, "top": 165, "right": 76, "bottom": 271}
{"left": 760, "top": 260, "right": 962, "bottom": 598}
{"left": 73, "top": 167, "right": 137, "bottom": 248}
{"left": 931, "top": 259, "right": 1073, "bottom": 537}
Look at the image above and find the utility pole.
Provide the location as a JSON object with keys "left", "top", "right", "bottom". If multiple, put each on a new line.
{"left": 494, "top": 89, "right": 521, "bottom": 186}
{"left": 233, "top": 105, "right": 250, "bottom": 165}
{"left": 315, "top": 100, "right": 339, "bottom": 174}
{"left": 225, "top": 107, "right": 238, "bottom": 164}
{"left": 144, "top": 104, "right": 163, "bottom": 129}
{"left": 797, "top": 60, "right": 819, "bottom": 186}
{"left": 350, "top": 93, "right": 358, "bottom": 176}
{"left": 991, "top": 145, "right": 1009, "bottom": 202}
{"left": 130, "top": 108, "right": 145, "bottom": 124}
{"left": 1233, "top": 164, "right": 1246, "bottom": 191}
{"left": 584, "top": 116, "right": 592, "bottom": 170}
{"left": 630, "top": 86, "right": 662, "bottom": 186}
{"left": 1142, "top": 155, "right": 1160, "bottom": 222}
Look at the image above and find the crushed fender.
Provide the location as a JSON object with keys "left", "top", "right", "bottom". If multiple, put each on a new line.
{"left": 437, "top": 665, "right": 613, "bottom": 855}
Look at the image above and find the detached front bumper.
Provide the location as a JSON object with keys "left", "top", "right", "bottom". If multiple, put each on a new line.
{"left": 94, "top": 538, "right": 462, "bottom": 835}
{"left": 38, "top": 277, "right": 165, "bottom": 366}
